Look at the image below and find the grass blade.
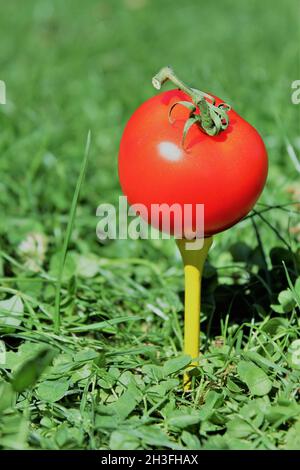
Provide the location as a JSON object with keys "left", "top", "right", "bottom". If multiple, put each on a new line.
{"left": 54, "top": 131, "right": 91, "bottom": 333}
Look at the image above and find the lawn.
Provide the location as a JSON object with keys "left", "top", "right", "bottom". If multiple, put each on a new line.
{"left": 0, "top": 0, "right": 299, "bottom": 450}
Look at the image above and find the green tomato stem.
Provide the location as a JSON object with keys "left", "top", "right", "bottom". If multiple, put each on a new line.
{"left": 152, "top": 66, "right": 231, "bottom": 140}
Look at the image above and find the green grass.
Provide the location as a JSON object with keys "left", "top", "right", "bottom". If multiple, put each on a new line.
{"left": 0, "top": 0, "right": 300, "bottom": 450}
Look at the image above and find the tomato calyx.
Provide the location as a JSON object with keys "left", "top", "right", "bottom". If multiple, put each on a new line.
{"left": 152, "top": 66, "right": 231, "bottom": 145}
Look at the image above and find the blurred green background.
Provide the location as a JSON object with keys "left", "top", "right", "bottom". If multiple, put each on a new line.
{"left": 0, "top": 0, "right": 299, "bottom": 451}
{"left": 0, "top": 0, "right": 299, "bottom": 229}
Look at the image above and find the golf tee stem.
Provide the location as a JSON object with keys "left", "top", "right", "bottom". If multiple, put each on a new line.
{"left": 176, "top": 237, "right": 213, "bottom": 390}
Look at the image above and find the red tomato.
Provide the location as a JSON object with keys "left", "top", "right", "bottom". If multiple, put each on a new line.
{"left": 118, "top": 89, "right": 268, "bottom": 237}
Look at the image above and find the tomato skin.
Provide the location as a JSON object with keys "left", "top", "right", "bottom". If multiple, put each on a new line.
{"left": 118, "top": 89, "right": 268, "bottom": 237}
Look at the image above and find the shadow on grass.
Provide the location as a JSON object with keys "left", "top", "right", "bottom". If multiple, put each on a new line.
{"left": 202, "top": 242, "right": 300, "bottom": 337}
